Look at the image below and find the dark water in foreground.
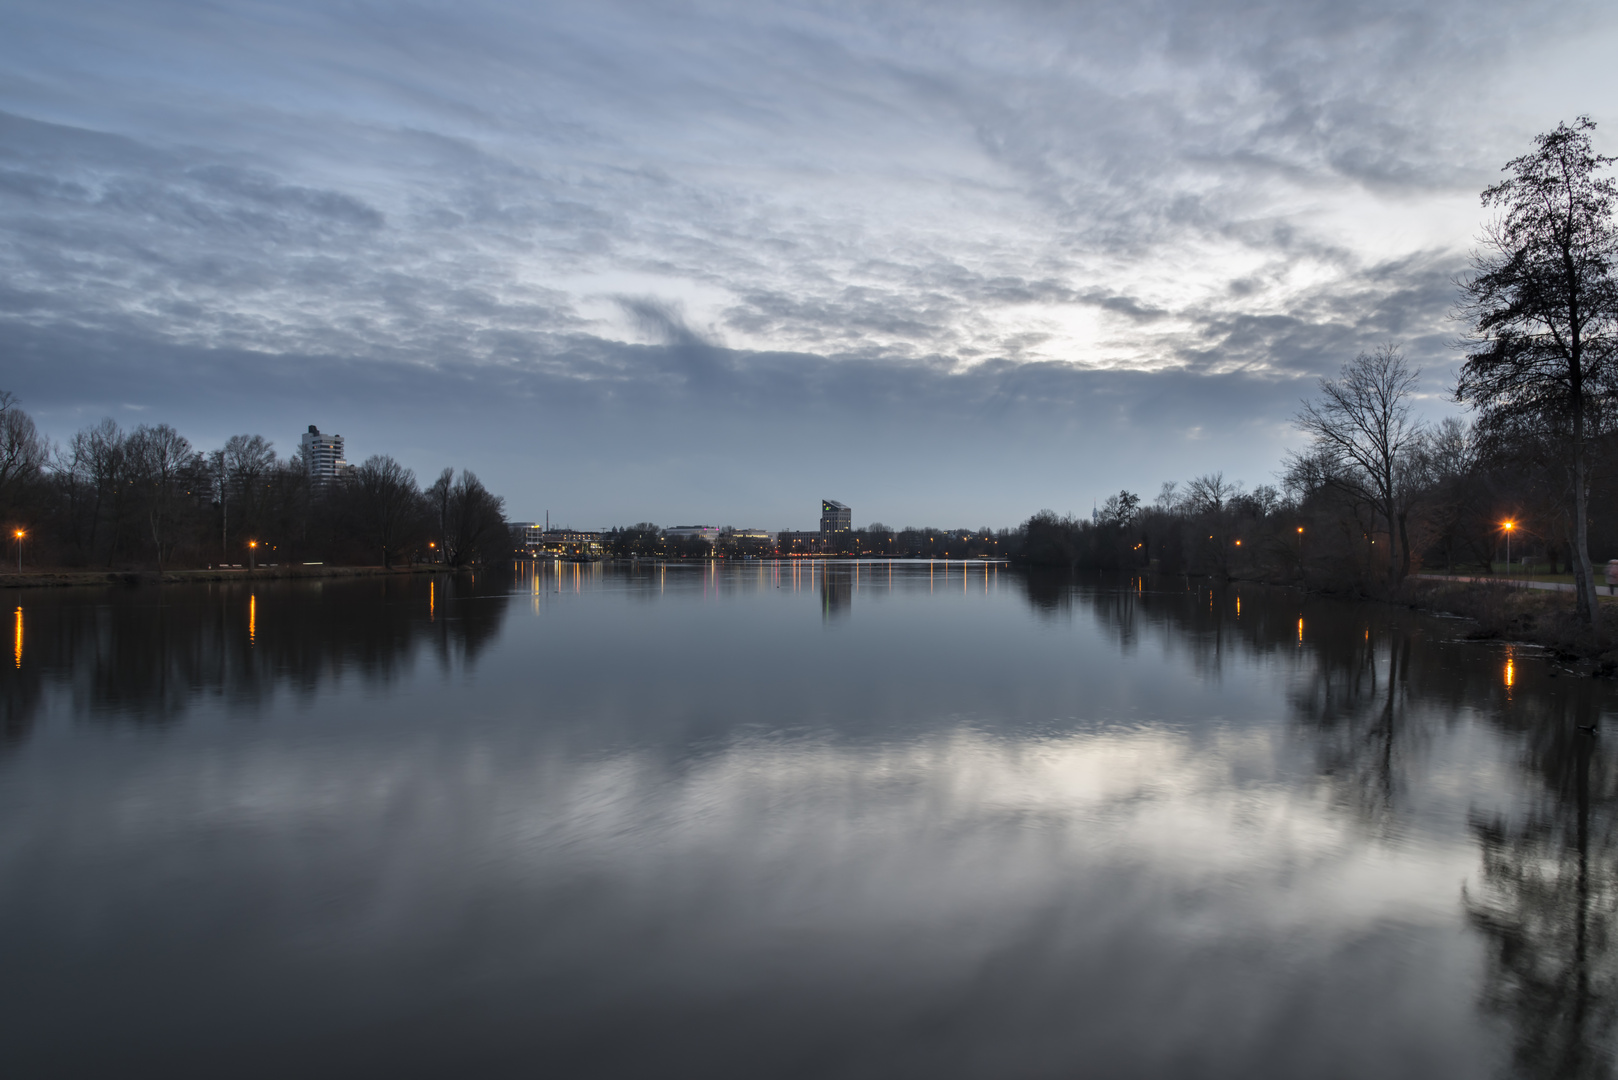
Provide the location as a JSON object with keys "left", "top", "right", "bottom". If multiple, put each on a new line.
{"left": 1, "top": 561, "right": 1615, "bottom": 1078}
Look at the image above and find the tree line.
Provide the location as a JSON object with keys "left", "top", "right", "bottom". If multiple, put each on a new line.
{"left": 0, "top": 402, "right": 509, "bottom": 570}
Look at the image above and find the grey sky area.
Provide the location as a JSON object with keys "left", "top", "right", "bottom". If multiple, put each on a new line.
{"left": 3, "top": 1, "right": 1615, "bottom": 529}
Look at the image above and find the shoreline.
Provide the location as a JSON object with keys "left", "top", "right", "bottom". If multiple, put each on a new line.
{"left": 10, "top": 561, "right": 1616, "bottom": 671}
{"left": 1394, "top": 577, "right": 1617, "bottom": 670}
{"left": 1147, "top": 567, "right": 1618, "bottom": 670}
{"left": 0, "top": 564, "right": 458, "bottom": 589}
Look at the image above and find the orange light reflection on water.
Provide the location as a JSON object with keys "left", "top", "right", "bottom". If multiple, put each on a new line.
{"left": 248, "top": 594, "right": 256, "bottom": 645}
{"left": 13, "top": 605, "right": 21, "bottom": 668}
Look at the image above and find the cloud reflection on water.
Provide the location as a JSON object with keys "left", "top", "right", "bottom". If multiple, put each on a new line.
{"left": 4, "top": 563, "right": 1616, "bottom": 1075}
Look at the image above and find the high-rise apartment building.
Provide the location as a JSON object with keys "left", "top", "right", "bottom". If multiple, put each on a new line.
{"left": 820, "top": 499, "right": 851, "bottom": 535}
{"left": 300, "top": 425, "right": 352, "bottom": 485}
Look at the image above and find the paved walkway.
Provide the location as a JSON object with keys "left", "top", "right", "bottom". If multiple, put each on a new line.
{"left": 1413, "top": 573, "right": 1618, "bottom": 596}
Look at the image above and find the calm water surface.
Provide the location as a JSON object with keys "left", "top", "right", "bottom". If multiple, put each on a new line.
{"left": 2, "top": 561, "right": 1614, "bottom": 1078}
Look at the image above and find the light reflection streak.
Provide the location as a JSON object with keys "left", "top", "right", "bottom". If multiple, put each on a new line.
{"left": 13, "top": 604, "right": 20, "bottom": 668}
{"left": 249, "top": 594, "right": 256, "bottom": 645}
{"left": 1297, "top": 617, "right": 1304, "bottom": 646}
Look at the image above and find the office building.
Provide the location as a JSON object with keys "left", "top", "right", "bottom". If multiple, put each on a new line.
{"left": 820, "top": 500, "right": 851, "bottom": 535}
{"left": 301, "top": 425, "right": 353, "bottom": 485}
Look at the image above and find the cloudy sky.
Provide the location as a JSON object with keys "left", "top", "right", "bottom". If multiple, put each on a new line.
{"left": 3, "top": 1, "right": 1616, "bottom": 529}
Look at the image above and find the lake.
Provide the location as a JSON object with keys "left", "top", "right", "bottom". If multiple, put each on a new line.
{"left": 1, "top": 561, "right": 1613, "bottom": 1078}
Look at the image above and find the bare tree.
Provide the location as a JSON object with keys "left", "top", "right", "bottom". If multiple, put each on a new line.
{"left": 80, "top": 419, "right": 128, "bottom": 565}
{"left": 211, "top": 434, "right": 276, "bottom": 558}
{"left": 0, "top": 391, "right": 47, "bottom": 522}
{"left": 1183, "top": 472, "right": 1243, "bottom": 577}
{"left": 352, "top": 455, "right": 420, "bottom": 568}
{"left": 1404, "top": 417, "right": 1488, "bottom": 572}
{"left": 1293, "top": 345, "right": 1425, "bottom": 587}
{"left": 128, "top": 424, "right": 196, "bottom": 572}
{"left": 1185, "top": 472, "right": 1239, "bottom": 514}
{"left": 427, "top": 468, "right": 507, "bottom": 567}
{"left": 1457, "top": 117, "right": 1618, "bottom": 622}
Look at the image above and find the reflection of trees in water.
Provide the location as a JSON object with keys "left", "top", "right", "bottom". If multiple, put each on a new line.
{"left": 1282, "top": 608, "right": 1618, "bottom": 1077}
{"left": 0, "top": 573, "right": 509, "bottom": 739}
{"left": 1022, "top": 571, "right": 1352, "bottom": 686}
{"left": 2, "top": 662, "right": 41, "bottom": 746}
{"left": 1024, "top": 571, "right": 1618, "bottom": 1072}
{"left": 1273, "top": 593, "right": 1618, "bottom": 1076}
{"left": 1284, "top": 615, "right": 1415, "bottom": 825}
{"left": 1019, "top": 568, "right": 1078, "bottom": 617}
{"left": 1467, "top": 696, "right": 1618, "bottom": 1080}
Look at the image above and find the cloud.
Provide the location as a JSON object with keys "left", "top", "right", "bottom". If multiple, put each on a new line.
{"left": 0, "top": 0, "right": 1611, "bottom": 520}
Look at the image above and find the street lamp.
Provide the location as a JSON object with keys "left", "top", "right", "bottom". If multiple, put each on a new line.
{"left": 12, "top": 529, "right": 22, "bottom": 573}
{"left": 248, "top": 539, "right": 258, "bottom": 571}
{"left": 1502, "top": 520, "right": 1515, "bottom": 573}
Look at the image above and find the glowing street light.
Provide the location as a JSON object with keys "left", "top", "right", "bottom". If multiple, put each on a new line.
{"left": 248, "top": 539, "right": 258, "bottom": 571}
{"left": 12, "top": 529, "right": 22, "bottom": 573}
{"left": 1503, "top": 520, "right": 1516, "bottom": 572}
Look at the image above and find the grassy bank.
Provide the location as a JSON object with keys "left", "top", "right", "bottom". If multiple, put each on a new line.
{"left": 0, "top": 564, "right": 457, "bottom": 589}
{"left": 1402, "top": 577, "right": 1618, "bottom": 668}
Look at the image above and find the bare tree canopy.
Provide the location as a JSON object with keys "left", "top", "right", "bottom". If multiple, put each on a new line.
{"left": 1292, "top": 345, "right": 1425, "bottom": 585}
{"left": 353, "top": 455, "right": 421, "bottom": 568}
{"left": 0, "top": 391, "right": 48, "bottom": 517}
{"left": 429, "top": 468, "right": 508, "bottom": 567}
{"left": 1456, "top": 116, "right": 1618, "bottom": 622}
{"left": 127, "top": 423, "right": 198, "bottom": 571}
{"left": 1185, "top": 472, "right": 1239, "bottom": 514}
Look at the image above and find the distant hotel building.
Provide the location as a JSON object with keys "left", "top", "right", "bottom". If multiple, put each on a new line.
{"left": 301, "top": 425, "right": 354, "bottom": 485}
{"left": 665, "top": 525, "right": 720, "bottom": 542}
{"left": 820, "top": 500, "right": 851, "bottom": 536}
{"left": 526, "top": 528, "right": 603, "bottom": 556}
{"left": 509, "top": 522, "right": 544, "bottom": 548}
{"left": 778, "top": 501, "right": 852, "bottom": 555}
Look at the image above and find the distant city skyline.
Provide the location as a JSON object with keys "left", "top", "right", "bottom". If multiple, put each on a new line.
{"left": 4, "top": 2, "right": 1617, "bottom": 527}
